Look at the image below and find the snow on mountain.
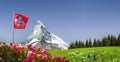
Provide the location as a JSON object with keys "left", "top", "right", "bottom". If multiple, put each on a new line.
{"left": 26, "top": 20, "right": 68, "bottom": 50}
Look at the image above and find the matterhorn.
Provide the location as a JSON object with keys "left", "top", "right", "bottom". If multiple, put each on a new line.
{"left": 26, "top": 20, "right": 68, "bottom": 50}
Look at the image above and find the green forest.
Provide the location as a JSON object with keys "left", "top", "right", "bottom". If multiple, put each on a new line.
{"left": 69, "top": 34, "right": 120, "bottom": 49}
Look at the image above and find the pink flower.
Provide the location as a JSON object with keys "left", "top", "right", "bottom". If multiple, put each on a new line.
{"left": 27, "top": 51, "right": 36, "bottom": 59}
{"left": 43, "top": 54, "right": 48, "bottom": 60}
{"left": 42, "top": 49, "right": 47, "bottom": 53}
{"left": 11, "top": 44, "right": 17, "bottom": 49}
{"left": 32, "top": 47, "right": 36, "bottom": 51}
{"left": 39, "top": 54, "right": 48, "bottom": 60}
{"left": 39, "top": 54, "right": 43, "bottom": 59}
{"left": 6, "top": 43, "right": 9, "bottom": 47}
{"left": 27, "top": 44, "right": 32, "bottom": 47}
{"left": 51, "top": 56, "right": 58, "bottom": 61}
{"left": 0, "top": 45, "right": 2, "bottom": 48}
{"left": 59, "top": 57, "right": 66, "bottom": 62}
{"left": 19, "top": 45, "right": 25, "bottom": 50}
{"left": 61, "top": 56, "right": 66, "bottom": 60}
{"left": 16, "top": 49, "right": 20, "bottom": 54}
{"left": 23, "top": 58, "right": 32, "bottom": 62}
{"left": 65, "top": 60, "right": 70, "bottom": 62}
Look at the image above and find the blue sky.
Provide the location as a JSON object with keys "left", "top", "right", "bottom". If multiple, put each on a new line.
{"left": 0, "top": 0, "right": 120, "bottom": 43}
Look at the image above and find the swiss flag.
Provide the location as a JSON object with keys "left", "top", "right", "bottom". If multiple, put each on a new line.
{"left": 13, "top": 13, "right": 28, "bottom": 29}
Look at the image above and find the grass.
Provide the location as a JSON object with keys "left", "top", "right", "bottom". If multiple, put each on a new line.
{"left": 48, "top": 47, "right": 120, "bottom": 62}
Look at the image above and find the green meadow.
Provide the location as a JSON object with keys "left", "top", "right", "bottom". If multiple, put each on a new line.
{"left": 48, "top": 47, "right": 120, "bottom": 62}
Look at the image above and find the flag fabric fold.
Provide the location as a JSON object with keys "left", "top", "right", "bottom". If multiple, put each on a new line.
{"left": 13, "top": 13, "right": 28, "bottom": 29}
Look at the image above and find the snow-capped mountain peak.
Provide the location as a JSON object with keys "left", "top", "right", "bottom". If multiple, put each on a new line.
{"left": 26, "top": 20, "right": 68, "bottom": 50}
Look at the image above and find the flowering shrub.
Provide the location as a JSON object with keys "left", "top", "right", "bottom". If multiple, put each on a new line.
{"left": 0, "top": 42, "right": 69, "bottom": 62}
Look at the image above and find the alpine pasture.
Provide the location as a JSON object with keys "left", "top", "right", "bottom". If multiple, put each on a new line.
{"left": 49, "top": 47, "right": 120, "bottom": 62}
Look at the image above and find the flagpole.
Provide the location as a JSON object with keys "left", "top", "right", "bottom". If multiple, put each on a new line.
{"left": 13, "top": 27, "right": 14, "bottom": 43}
{"left": 12, "top": 12, "right": 15, "bottom": 43}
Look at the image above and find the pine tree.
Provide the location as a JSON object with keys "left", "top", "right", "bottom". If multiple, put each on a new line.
{"left": 101, "top": 37, "right": 107, "bottom": 46}
{"left": 78, "top": 40, "right": 80, "bottom": 48}
{"left": 117, "top": 34, "right": 120, "bottom": 46}
{"left": 79, "top": 40, "right": 84, "bottom": 48}
{"left": 96, "top": 39, "right": 101, "bottom": 47}
{"left": 93, "top": 39, "right": 97, "bottom": 47}
{"left": 109, "top": 35, "right": 116, "bottom": 46}
{"left": 75, "top": 40, "right": 78, "bottom": 48}
{"left": 85, "top": 40, "right": 89, "bottom": 47}
{"left": 70, "top": 42, "right": 76, "bottom": 49}
{"left": 81, "top": 41, "right": 85, "bottom": 48}
{"left": 88, "top": 39, "right": 92, "bottom": 47}
{"left": 79, "top": 40, "right": 82, "bottom": 48}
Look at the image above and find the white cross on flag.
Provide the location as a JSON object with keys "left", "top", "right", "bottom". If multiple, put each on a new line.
{"left": 13, "top": 13, "right": 28, "bottom": 29}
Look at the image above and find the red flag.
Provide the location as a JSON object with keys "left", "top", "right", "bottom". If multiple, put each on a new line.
{"left": 13, "top": 13, "right": 28, "bottom": 29}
